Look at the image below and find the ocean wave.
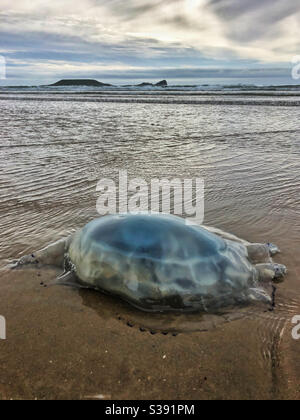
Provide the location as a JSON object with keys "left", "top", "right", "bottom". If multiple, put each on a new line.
{"left": 1, "top": 83, "right": 300, "bottom": 94}
{"left": 0, "top": 94, "right": 299, "bottom": 106}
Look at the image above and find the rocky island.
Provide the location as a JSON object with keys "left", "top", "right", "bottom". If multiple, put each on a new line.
{"left": 48, "top": 79, "right": 168, "bottom": 88}
{"left": 137, "top": 80, "right": 168, "bottom": 88}
{"left": 49, "top": 79, "right": 112, "bottom": 87}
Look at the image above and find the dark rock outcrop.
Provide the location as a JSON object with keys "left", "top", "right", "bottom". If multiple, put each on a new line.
{"left": 155, "top": 80, "right": 168, "bottom": 87}
{"left": 137, "top": 82, "right": 153, "bottom": 87}
{"left": 137, "top": 80, "right": 168, "bottom": 88}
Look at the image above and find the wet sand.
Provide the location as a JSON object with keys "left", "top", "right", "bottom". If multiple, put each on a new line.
{"left": 0, "top": 234, "right": 299, "bottom": 400}
{"left": 0, "top": 94, "right": 300, "bottom": 399}
{"left": 0, "top": 267, "right": 292, "bottom": 400}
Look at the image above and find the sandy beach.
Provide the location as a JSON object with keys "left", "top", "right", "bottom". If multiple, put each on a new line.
{"left": 0, "top": 257, "right": 298, "bottom": 400}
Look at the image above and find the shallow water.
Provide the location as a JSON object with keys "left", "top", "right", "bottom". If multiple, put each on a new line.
{"left": 0, "top": 90, "right": 299, "bottom": 399}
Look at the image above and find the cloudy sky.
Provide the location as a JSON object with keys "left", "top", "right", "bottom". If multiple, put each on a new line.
{"left": 0, "top": 0, "right": 299, "bottom": 85}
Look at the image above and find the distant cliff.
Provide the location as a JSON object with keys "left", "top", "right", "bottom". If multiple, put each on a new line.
{"left": 48, "top": 79, "right": 168, "bottom": 88}
{"left": 49, "top": 79, "right": 112, "bottom": 87}
{"left": 137, "top": 80, "right": 168, "bottom": 88}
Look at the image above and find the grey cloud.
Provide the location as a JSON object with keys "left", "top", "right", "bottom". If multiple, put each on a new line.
{"left": 160, "top": 14, "right": 199, "bottom": 30}
{"left": 7, "top": 65, "right": 290, "bottom": 83}
{"left": 207, "top": 0, "right": 300, "bottom": 42}
{"left": 0, "top": 0, "right": 299, "bottom": 85}
{"left": 95, "top": 0, "right": 181, "bottom": 20}
{"left": 208, "top": 0, "right": 298, "bottom": 20}
{"left": 99, "top": 0, "right": 300, "bottom": 53}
